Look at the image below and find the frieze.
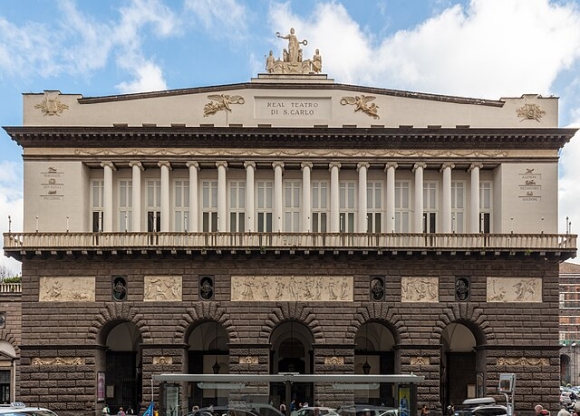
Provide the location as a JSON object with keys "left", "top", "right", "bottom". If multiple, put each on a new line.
{"left": 496, "top": 357, "right": 549, "bottom": 366}
{"left": 32, "top": 357, "right": 84, "bottom": 366}
{"left": 239, "top": 356, "right": 259, "bottom": 364}
{"left": 75, "top": 148, "right": 509, "bottom": 158}
{"left": 401, "top": 277, "right": 439, "bottom": 302}
{"left": 144, "top": 275, "right": 182, "bottom": 301}
{"left": 203, "top": 94, "right": 245, "bottom": 117}
{"left": 231, "top": 275, "right": 352, "bottom": 302}
{"left": 324, "top": 356, "right": 345, "bottom": 366}
{"left": 39, "top": 276, "right": 95, "bottom": 302}
{"left": 340, "top": 95, "right": 380, "bottom": 119}
{"left": 487, "top": 277, "right": 542, "bottom": 302}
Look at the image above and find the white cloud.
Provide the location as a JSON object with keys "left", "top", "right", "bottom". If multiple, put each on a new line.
{"left": 184, "top": 0, "right": 249, "bottom": 40}
{"left": 115, "top": 60, "right": 168, "bottom": 93}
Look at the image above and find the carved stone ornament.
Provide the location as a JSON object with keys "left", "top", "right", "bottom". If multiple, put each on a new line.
{"left": 401, "top": 277, "right": 439, "bottom": 302}
{"left": 340, "top": 95, "right": 380, "bottom": 119}
{"left": 144, "top": 275, "right": 182, "bottom": 301}
{"left": 324, "top": 356, "right": 344, "bottom": 366}
{"left": 239, "top": 356, "right": 259, "bottom": 364}
{"left": 487, "top": 277, "right": 541, "bottom": 302}
{"left": 203, "top": 94, "right": 245, "bottom": 117}
{"left": 496, "top": 357, "right": 549, "bottom": 366}
{"left": 32, "top": 357, "right": 84, "bottom": 366}
{"left": 39, "top": 276, "right": 95, "bottom": 302}
{"left": 34, "top": 91, "right": 69, "bottom": 116}
{"left": 153, "top": 356, "right": 173, "bottom": 365}
{"left": 516, "top": 103, "right": 546, "bottom": 122}
{"left": 266, "top": 28, "right": 322, "bottom": 74}
{"left": 410, "top": 357, "right": 430, "bottom": 366}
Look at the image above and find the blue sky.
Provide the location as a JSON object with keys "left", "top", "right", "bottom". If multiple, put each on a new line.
{"left": 2, "top": 0, "right": 580, "bottom": 273}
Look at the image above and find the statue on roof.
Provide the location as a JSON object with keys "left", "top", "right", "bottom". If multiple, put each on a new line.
{"left": 265, "top": 28, "right": 322, "bottom": 75}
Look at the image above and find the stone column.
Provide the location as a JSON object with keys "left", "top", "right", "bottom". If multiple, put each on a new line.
{"left": 441, "top": 162, "right": 455, "bottom": 233}
{"left": 385, "top": 162, "right": 398, "bottom": 233}
{"left": 273, "top": 162, "right": 284, "bottom": 232}
{"left": 129, "top": 162, "right": 143, "bottom": 232}
{"left": 329, "top": 162, "right": 341, "bottom": 233}
{"left": 413, "top": 162, "right": 426, "bottom": 233}
{"left": 469, "top": 163, "right": 483, "bottom": 233}
{"left": 357, "top": 162, "right": 369, "bottom": 232}
{"left": 301, "top": 162, "right": 312, "bottom": 232}
{"left": 216, "top": 161, "right": 228, "bottom": 232}
{"left": 186, "top": 161, "right": 199, "bottom": 232}
{"left": 158, "top": 161, "right": 171, "bottom": 232}
{"left": 244, "top": 162, "right": 256, "bottom": 232}
{"left": 101, "top": 161, "right": 116, "bottom": 232}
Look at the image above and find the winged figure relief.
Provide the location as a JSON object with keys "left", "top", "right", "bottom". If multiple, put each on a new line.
{"left": 340, "top": 95, "right": 380, "bottom": 119}
{"left": 203, "top": 94, "right": 245, "bottom": 117}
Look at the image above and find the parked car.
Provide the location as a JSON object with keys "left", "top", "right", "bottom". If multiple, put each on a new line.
{"left": 192, "top": 404, "right": 285, "bottom": 416}
{"left": 295, "top": 408, "right": 338, "bottom": 416}
{"left": 336, "top": 405, "right": 398, "bottom": 416}
{"left": 454, "top": 398, "right": 506, "bottom": 416}
{"left": 0, "top": 403, "right": 59, "bottom": 416}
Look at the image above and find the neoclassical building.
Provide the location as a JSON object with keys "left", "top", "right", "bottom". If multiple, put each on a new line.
{"left": 2, "top": 33, "right": 577, "bottom": 416}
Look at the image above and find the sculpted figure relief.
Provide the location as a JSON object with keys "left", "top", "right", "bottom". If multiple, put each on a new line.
{"left": 266, "top": 28, "right": 322, "bottom": 74}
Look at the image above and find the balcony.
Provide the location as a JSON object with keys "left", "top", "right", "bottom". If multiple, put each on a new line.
{"left": 3, "top": 232, "right": 577, "bottom": 260}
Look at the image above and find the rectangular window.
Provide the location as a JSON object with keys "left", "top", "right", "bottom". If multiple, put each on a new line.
{"left": 229, "top": 181, "right": 246, "bottom": 232}
{"left": 480, "top": 181, "right": 492, "bottom": 233}
{"left": 395, "top": 181, "right": 410, "bottom": 233}
{"left": 257, "top": 181, "right": 273, "bottom": 232}
{"left": 423, "top": 182, "right": 437, "bottom": 233}
{"left": 202, "top": 180, "right": 218, "bottom": 232}
{"left": 91, "top": 180, "right": 104, "bottom": 232}
{"left": 146, "top": 180, "right": 161, "bottom": 232}
{"left": 284, "top": 180, "right": 301, "bottom": 232}
{"left": 119, "top": 180, "right": 132, "bottom": 232}
{"left": 0, "top": 370, "right": 9, "bottom": 404}
{"left": 367, "top": 181, "right": 383, "bottom": 233}
{"left": 174, "top": 180, "right": 189, "bottom": 232}
{"left": 311, "top": 181, "right": 328, "bottom": 233}
{"left": 451, "top": 181, "right": 464, "bottom": 233}
{"left": 339, "top": 181, "right": 356, "bottom": 233}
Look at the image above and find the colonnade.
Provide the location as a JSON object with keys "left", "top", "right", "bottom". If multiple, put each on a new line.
{"left": 98, "top": 160, "right": 485, "bottom": 234}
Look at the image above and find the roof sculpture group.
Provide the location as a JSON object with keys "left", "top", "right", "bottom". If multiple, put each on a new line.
{"left": 266, "top": 28, "right": 322, "bottom": 75}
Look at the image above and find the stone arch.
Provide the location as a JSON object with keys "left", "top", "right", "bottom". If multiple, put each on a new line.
{"left": 175, "top": 302, "right": 238, "bottom": 343}
{"left": 347, "top": 303, "right": 409, "bottom": 342}
{"left": 431, "top": 304, "right": 494, "bottom": 345}
{"left": 88, "top": 302, "right": 152, "bottom": 343}
{"left": 0, "top": 330, "right": 20, "bottom": 355}
{"left": 260, "top": 303, "right": 324, "bottom": 343}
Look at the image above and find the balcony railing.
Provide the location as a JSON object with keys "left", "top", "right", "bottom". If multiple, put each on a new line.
{"left": 0, "top": 282, "right": 21, "bottom": 294}
{"left": 3, "top": 232, "right": 577, "bottom": 260}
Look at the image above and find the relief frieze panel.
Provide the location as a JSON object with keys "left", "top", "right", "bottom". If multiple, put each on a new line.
{"left": 231, "top": 275, "right": 352, "bottom": 302}
{"left": 496, "top": 357, "right": 548, "bottom": 366}
{"left": 144, "top": 275, "right": 182, "bottom": 301}
{"left": 487, "top": 277, "right": 542, "bottom": 302}
{"left": 32, "top": 357, "right": 84, "bottom": 366}
{"left": 401, "top": 277, "right": 438, "bottom": 302}
{"left": 39, "top": 276, "right": 95, "bottom": 302}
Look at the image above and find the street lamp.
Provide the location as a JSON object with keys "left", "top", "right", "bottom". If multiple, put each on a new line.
{"left": 363, "top": 323, "right": 371, "bottom": 375}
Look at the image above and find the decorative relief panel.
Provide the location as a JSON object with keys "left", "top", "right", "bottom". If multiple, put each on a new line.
{"left": 231, "top": 276, "right": 352, "bottom": 302}
{"left": 203, "top": 94, "right": 245, "bottom": 117}
{"left": 410, "top": 357, "right": 430, "bottom": 366}
{"left": 34, "top": 91, "right": 69, "bottom": 116}
{"left": 144, "top": 276, "right": 182, "bottom": 301}
{"left": 153, "top": 356, "right": 173, "bottom": 365}
{"left": 401, "top": 277, "right": 438, "bottom": 302}
{"left": 39, "top": 277, "right": 95, "bottom": 302}
{"left": 324, "top": 356, "right": 344, "bottom": 366}
{"left": 239, "top": 356, "right": 259, "bottom": 364}
{"left": 518, "top": 167, "right": 542, "bottom": 202}
{"left": 32, "top": 357, "right": 84, "bottom": 366}
{"left": 340, "top": 95, "right": 380, "bottom": 119}
{"left": 516, "top": 103, "right": 545, "bottom": 122}
{"left": 496, "top": 357, "right": 548, "bottom": 366}
{"left": 487, "top": 277, "right": 542, "bottom": 302}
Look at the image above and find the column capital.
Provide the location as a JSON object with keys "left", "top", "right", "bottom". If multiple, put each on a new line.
{"left": 440, "top": 162, "right": 455, "bottom": 172}
{"left": 356, "top": 162, "right": 370, "bottom": 172}
{"left": 468, "top": 163, "right": 484, "bottom": 173}
{"left": 186, "top": 161, "right": 200, "bottom": 170}
{"left": 384, "top": 162, "right": 398, "bottom": 171}
{"left": 100, "top": 161, "right": 117, "bottom": 171}
{"left": 244, "top": 161, "right": 256, "bottom": 169}
{"left": 412, "top": 162, "right": 426, "bottom": 172}
{"left": 215, "top": 161, "right": 228, "bottom": 170}
{"left": 272, "top": 161, "right": 285, "bottom": 170}
{"left": 301, "top": 162, "right": 313, "bottom": 171}
{"left": 329, "top": 162, "right": 341, "bottom": 171}
{"left": 158, "top": 161, "right": 172, "bottom": 170}
{"left": 129, "top": 161, "right": 144, "bottom": 170}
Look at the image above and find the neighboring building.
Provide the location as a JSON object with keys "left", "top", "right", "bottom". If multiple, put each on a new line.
{"left": 560, "top": 261, "right": 580, "bottom": 386}
{"left": 2, "top": 32, "right": 577, "bottom": 416}
{"left": 0, "top": 282, "right": 21, "bottom": 404}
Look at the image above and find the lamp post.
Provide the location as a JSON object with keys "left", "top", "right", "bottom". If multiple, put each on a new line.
{"left": 572, "top": 342, "right": 577, "bottom": 386}
{"left": 363, "top": 323, "right": 371, "bottom": 375}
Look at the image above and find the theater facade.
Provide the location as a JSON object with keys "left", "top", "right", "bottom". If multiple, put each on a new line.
{"left": 2, "top": 33, "right": 578, "bottom": 416}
